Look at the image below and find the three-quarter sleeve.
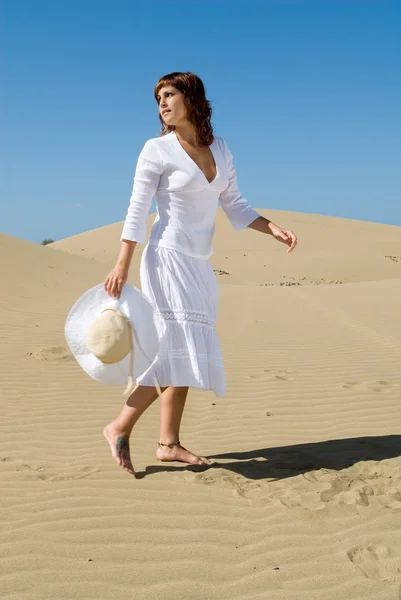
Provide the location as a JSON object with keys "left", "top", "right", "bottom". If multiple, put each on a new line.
{"left": 120, "top": 139, "right": 163, "bottom": 244}
{"left": 219, "top": 140, "right": 259, "bottom": 230}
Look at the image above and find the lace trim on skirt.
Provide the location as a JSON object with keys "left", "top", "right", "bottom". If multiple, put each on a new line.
{"left": 154, "top": 309, "right": 216, "bottom": 328}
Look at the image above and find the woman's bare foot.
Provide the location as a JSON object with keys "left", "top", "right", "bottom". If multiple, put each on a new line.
{"left": 103, "top": 423, "right": 135, "bottom": 475}
{"left": 156, "top": 442, "right": 212, "bottom": 466}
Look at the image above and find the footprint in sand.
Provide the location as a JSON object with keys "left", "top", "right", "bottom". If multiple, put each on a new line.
{"left": 15, "top": 461, "right": 100, "bottom": 482}
{"left": 30, "top": 346, "right": 74, "bottom": 362}
{"left": 248, "top": 369, "right": 297, "bottom": 382}
{"left": 369, "top": 380, "right": 398, "bottom": 393}
{"left": 38, "top": 466, "right": 101, "bottom": 482}
{"left": 319, "top": 474, "right": 375, "bottom": 507}
{"left": 188, "top": 463, "right": 266, "bottom": 500}
{"left": 347, "top": 544, "right": 401, "bottom": 583}
{"left": 341, "top": 381, "right": 360, "bottom": 390}
{"left": 300, "top": 461, "right": 401, "bottom": 510}
{"left": 341, "top": 380, "right": 397, "bottom": 393}
{"left": 17, "top": 462, "right": 47, "bottom": 473}
{"left": 249, "top": 460, "right": 401, "bottom": 511}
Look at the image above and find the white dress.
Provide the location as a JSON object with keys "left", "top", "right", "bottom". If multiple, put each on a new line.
{"left": 121, "top": 131, "right": 259, "bottom": 396}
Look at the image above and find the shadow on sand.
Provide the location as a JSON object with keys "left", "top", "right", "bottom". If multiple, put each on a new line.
{"left": 138, "top": 434, "right": 401, "bottom": 480}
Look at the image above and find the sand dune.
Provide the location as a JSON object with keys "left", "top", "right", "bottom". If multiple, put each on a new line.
{"left": 1, "top": 209, "right": 401, "bottom": 600}
{"left": 52, "top": 209, "right": 401, "bottom": 286}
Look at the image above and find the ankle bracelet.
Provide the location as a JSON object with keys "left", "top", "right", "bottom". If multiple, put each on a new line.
{"left": 158, "top": 441, "right": 181, "bottom": 448}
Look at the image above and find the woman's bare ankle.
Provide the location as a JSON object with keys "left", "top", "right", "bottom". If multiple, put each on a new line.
{"left": 156, "top": 441, "right": 211, "bottom": 465}
{"left": 106, "top": 420, "right": 131, "bottom": 436}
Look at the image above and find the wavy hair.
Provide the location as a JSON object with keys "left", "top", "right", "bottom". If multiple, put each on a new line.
{"left": 154, "top": 72, "right": 213, "bottom": 147}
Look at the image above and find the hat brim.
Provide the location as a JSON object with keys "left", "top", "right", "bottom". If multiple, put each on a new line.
{"left": 65, "top": 283, "right": 159, "bottom": 386}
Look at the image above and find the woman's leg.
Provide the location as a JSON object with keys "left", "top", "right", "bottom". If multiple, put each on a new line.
{"left": 156, "top": 386, "right": 211, "bottom": 466}
{"left": 104, "top": 384, "right": 167, "bottom": 475}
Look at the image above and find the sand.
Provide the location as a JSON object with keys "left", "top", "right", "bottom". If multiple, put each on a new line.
{"left": 1, "top": 208, "right": 401, "bottom": 599}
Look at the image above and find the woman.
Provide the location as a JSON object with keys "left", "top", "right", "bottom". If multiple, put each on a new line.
{"left": 103, "top": 71, "right": 297, "bottom": 476}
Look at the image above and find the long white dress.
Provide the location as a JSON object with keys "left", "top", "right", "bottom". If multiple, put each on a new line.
{"left": 121, "top": 131, "right": 259, "bottom": 396}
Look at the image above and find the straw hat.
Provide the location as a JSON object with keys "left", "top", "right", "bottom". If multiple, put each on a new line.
{"left": 65, "top": 283, "right": 159, "bottom": 396}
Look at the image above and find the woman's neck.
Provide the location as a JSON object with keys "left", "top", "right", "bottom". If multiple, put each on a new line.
{"left": 174, "top": 123, "right": 197, "bottom": 146}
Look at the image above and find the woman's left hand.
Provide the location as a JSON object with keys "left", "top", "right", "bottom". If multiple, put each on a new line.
{"left": 269, "top": 223, "right": 298, "bottom": 253}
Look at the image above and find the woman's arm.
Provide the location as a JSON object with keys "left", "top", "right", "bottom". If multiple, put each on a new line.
{"left": 104, "top": 139, "right": 163, "bottom": 298}
{"left": 247, "top": 215, "right": 272, "bottom": 234}
{"left": 248, "top": 215, "right": 297, "bottom": 253}
{"left": 218, "top": 141, "right": 260, "bottom": 230}
{"left": 104, "top": 240, "right": 137, "bottom": 299}
{"left": 120, "top": 139, "right": 163, "bottom": 246}
{"left": 116, "top": 239, "right": 137, "bottom": 270}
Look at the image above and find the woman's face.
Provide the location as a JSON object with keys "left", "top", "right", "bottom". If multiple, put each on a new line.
{"left": 157, "top": 86, "right": 188, "bottom": 127}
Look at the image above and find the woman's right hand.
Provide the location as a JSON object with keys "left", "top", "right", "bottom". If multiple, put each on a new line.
{"left": 104, "top": 264, "right": 129, "bottom": 299}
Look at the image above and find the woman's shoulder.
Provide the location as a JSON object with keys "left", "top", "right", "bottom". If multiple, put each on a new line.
{"left": 213, "top": 136, "right": 233, "bottom": 161}
{"left": 139, "top": 134, "right": 174, "bottom": 163}
{"left": 212, "top": 136, "right": 229, "bottom": 152}
{"left": 143, "top": 133, "right": 173, "bottom": 149}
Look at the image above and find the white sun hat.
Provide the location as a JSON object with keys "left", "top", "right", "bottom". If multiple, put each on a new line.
{"left": 65, "top": 283, "right": 160, "bottom": 397}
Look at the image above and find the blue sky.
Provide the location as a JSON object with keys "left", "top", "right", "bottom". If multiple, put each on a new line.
{"left": 2, "top": 0, "right": 401, "bottom": 243}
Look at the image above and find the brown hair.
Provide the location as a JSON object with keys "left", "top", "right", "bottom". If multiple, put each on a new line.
{"left": 154, "top": 72, "right": 213, "bottom": 147}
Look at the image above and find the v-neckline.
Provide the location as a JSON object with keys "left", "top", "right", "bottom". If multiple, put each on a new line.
{"left": 172, "top": 132, "right": 218, "bottom": 185}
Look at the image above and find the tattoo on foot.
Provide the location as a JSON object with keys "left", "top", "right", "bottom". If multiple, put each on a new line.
{"left": 116, "top": 436, "right": 129, "bottom": 454}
